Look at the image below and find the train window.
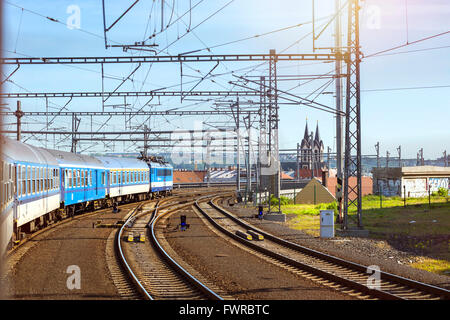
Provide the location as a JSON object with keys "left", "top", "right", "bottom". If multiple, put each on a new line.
{"left": 34, "top": 167, "right": 38, "bottom": 193}
{"left": 37, "top": 167, "right": 40, "bottom": 193}
{"left": 68, "top": 170, "right": 72, "bottom": 188}
{"left": 31, "top": 167, "right": 35, "bottom": 194}
{"left": 14, "top": 165, "right": 18, "bottom": 195}
{"left": 21, "top": 166, "right": 25, "bottom": 196}
{"left": 101, "top": 172, "right": 105, "bottom": 185}
{"left": 39, "top": 167, "right": 42, "bottom": 193}
{"left": 81, "top": 170, "right": 85, "bottom": 187}
{"left": 40, "top": 167, "right": 44, "bottom": 192}
{"left": 76, "top": 170, "right": 79, "bottom": 187}
{"left": 27, "top": 166, "right": 30, "bottom": 195}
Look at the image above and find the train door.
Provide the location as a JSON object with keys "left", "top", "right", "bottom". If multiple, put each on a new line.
{"left": 118, "top": 170, "right": 122, "bottom": 196}
{"left": 107, "top": 170, "right": 110, "bottom": 196}
{"left": 60, "top": 168, "right": 65, "bottom": 203}
{"left": 163, "top": 168, "right": 167, "bottom": 191}
{"left": 94, "top": 170, "right": 98, "bottom": 196}
{"left": 13, "top": 162, "right": 18, "bottom": 228}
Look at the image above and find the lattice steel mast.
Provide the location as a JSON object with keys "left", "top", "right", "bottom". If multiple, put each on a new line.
{"left": 343, "top": 0, "right": 362, "bottom": 229}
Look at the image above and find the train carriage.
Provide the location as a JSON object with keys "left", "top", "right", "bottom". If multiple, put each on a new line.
{"left": 149, "top": 162, "right": 173, "bottom": 196}
{"left": 96, "top": 156, "right": 150, "bottom": 202}
{"left": 46, "top": 149, "right": 107, "bottom": 212}
{"left": 1, "top": 137, "right": 60, "bottom": 249}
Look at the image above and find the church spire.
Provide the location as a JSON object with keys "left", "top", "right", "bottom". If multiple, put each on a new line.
{"left": 314, "top": 121, "right": 321, "bottom": 142}
{"left": 303, "top": 118, "right": 309, "bottom": 140}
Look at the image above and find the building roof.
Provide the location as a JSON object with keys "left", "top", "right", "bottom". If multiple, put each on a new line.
{"left": 372, "top": 166, "right": 450, "bottom": 178}
{"left": 173, "top": 170, "right": 206, "bottom": 183}
{"left": 281, "top": 171, "right": 294, "bottom": 180}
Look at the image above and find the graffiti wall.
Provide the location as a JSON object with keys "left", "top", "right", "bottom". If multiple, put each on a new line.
{"left": 402, "top": 178, "right": 428, "bottom": 198}
{"left": 429, "top": 177, "right": 450, "bottom": 192}
{"left": 377, "top": 178, "right": 401, "bottom": 197}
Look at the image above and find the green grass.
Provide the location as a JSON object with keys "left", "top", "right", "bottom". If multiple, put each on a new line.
{"left": 411, "top": 256, "right": 450, "bottom": 276}
{"left": 283, "top": 195, "right": 450, "bottom": 274}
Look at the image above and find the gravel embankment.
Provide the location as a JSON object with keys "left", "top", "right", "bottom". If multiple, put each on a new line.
{"left": 164, "top": 207, "right": 355, "bottom": 300}
{"left": 223, "top": 202, "right": 450, "bottom": 290}
{"left": 4, "top": 205, "right": 136, "bottom": 299}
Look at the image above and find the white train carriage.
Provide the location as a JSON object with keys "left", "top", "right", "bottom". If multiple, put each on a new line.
{"left": 1, "top": 137, "right": 60, "bottom": 246}
{"left": 97, "top": 156, "right": 150, "bottom": 202}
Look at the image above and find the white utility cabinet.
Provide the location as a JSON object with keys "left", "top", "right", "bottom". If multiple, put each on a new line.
{"left": 320, "top": 210, "right": 335, "bottom": 238}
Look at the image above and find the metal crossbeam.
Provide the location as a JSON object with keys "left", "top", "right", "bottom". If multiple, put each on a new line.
{"left": 0, "top": 91, "right": 260, "bottom": 99}
{"left": 1, "top": 53, "right": 341, "bottom": 65}
{"left": 1, "top": 110, "right": 258, "bottom": 117}
{"left": 0, "top": 129, "right": 235, "bottom": 135}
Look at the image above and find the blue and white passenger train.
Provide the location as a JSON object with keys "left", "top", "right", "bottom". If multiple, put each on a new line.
{"left": 0, "top": 136, "right": 172, "bottom": 255}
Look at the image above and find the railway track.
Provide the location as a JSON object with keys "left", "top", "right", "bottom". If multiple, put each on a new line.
{"left": 116, "top": 193, "right": 225, "bottom": 300}
{"left": 194, "top": 196, "right": 450, "bottom": 300}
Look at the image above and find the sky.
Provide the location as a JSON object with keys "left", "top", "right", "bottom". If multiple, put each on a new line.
{"left": 1, "top": 0, "right": 449, "bottom": 159}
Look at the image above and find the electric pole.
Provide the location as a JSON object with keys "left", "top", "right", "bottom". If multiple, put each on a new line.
{"left": 335, "top": 0, "right": 344, "bottom": 224}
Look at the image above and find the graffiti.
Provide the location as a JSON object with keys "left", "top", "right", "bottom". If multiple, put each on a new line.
{"left": 377, "top": 179, "right": 400, "bottom": 197}
{"left": 403, "top": 178, "right": 427, "bottom": 198}
{"left": 429, "top": 178, "right": 450, "bottom": 192}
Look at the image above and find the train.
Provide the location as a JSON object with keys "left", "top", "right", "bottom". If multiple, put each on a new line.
{"left": 0, "top": 136, "right": 173, "bottom": 255}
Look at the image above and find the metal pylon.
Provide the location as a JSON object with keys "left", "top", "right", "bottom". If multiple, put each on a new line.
{"left": 343, "top": 0, "right": 362, "bottom": 229}
{"left": 268, "top": 49, "right": 281, "bottom": 201}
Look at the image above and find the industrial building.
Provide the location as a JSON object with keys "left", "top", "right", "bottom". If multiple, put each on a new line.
{"left": 372, "top": 166, "right": 450, "bottom": 197}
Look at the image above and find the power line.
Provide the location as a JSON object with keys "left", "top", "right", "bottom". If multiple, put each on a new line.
{"left": 364, "top": 30, "right": 450, "bottom": 58}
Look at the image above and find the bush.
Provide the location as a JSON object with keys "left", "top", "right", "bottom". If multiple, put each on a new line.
{"left": 268, "top": 195, "right": 291, "bottom": 206}
{"left": 437, "top": 187, "right": 448, "bottom": 197}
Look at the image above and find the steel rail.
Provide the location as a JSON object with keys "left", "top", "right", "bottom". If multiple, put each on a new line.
{"left": 193, "top": 198, "right": 404, "bottom": 300}
{"left": 149, "top": 195, "right": 224, "bottom": 300}
{"left": 209, "top": 198, "right": 450, "bottom": 300}
{"left": 116, "top": 202, "right": 154, "bottom": 300}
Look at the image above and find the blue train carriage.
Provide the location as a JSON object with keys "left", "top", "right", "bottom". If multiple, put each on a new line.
{"left": 149, "top": 161, "right": 173, "bottom": 197}
{"left": 96, "top": 156, "right": 151, "bottom": 203}
{"left": 46, "top": 149, "right": 107, "bottom": 215}
{"left": 0, "top": 137, "right": 60, "bottom": 251}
